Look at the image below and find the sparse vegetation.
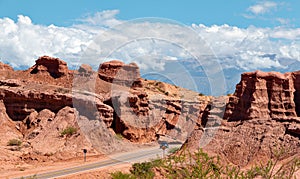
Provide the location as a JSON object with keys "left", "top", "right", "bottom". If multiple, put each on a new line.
{"left": 111, "top": 171, "right": 135, "bottom": 179}
{"left": 55, "top": 87, "right": 70, "bottom": 94}
{"left": 130, "top": 161, "right": 155, "bottom": 179}
{"left": 168, "top": 147, "right": 180, "bottom": 154}
{"left": 115, "top": 133, "right": 124, "bottom": 140}
{"left": 44, "top": 152, "right": 54, "bottom": 157}
{"left": 60, "top": 126, "right": 77, "bottom": 137}
{"left": 7, "top": 139, "right": 22, "bottom": 146}
{"left": 20, "top": 175, "right": 37, "bottom": 179}
{"left": 111, "top": 148, "right": 300, "bottom": 179}
{"left": 154, "top": 82, "right": 161, "bottom": 86}
{"left": 198, "top": 93, "right": 204, "bottom": 96}
{"left": 156, "top": 87, "right": 165, "bottom": 94}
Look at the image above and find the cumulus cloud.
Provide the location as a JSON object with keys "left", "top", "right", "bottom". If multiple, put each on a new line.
{"left": 0, "top": 10, "right": 300, "bottom": 73}
{"left": 0, "top": 15, "right": 93, "bottom": 68}
{"left": 247, "top": 1, "right": 278, "bottom": 15}
{"left": 191, "top": 23, "right": 300, "bottom": 70}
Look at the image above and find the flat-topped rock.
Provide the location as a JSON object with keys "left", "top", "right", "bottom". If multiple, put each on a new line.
{"left": 98, "top": 60, "right": 143, "bottom": 88}
{"left": 29, "top": 56, "right": 69, "bottom": 78}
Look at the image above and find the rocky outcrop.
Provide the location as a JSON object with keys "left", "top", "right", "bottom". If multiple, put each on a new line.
{"left": 29, "top": 56, "right": 69, "bottom": 78}
{"left": 184, "top": 118, "right": 300, "bottom": 167}
{"left": 182, "top": 71, "right": 300, "bottom": 167}
{"left": 0, "top": 80, "right": 113, "bottom": 124}
{"left": 98, "top": 60, "right": 143, "bottom": 87}
{"left": 0, "top": 56, "right": 215, "bottom": 171}
{"left": 78, "top": 64, "right": 93, "bottom": 76}
{"left": 0, "top": 62, "right": 14, "bottom": 71}
{"left": 0, "top": 100, "right": 21, "bottom": 146}
{"left": 224, "top": 70, "right": 300, "bottom": 121}
{"left": 20, "top": 107, "right": 98, "bottom": 159}
{"left": 107, "top": 89, "right": 209, "bottom": 143}
{"left": 0, "top": 62, "right": 14, "bottom": 80}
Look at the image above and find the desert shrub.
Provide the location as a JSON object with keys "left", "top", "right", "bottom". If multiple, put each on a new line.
{"left": 156, "top": 87, "right": 165, "bottom": 94}
{"left": 7, "top": 139, "right": 22, "bottom": 146}
{"left": 44, "top": 152, "right": 54, "bottom": 157}
{"left": 112, "top": 148, "right": 300, "bottom": 179}
{"left": 55, "top": 87, "right": 70, "bottom": 94}
{"left": 130, "top": 162, "right": 155, "bottom": 179}
{"left": 168, "top": 147, "right": 180, "bottom": 154}
{"left": 20, "top": 175, "right": 37, "bottom": 179}
{"left": 61, "top": 126, "right": 77, "bottom": 137}
{"left": 250, "top": 151, "right": 300, "bottom": 179}
{"left": 115, "top": 133, "right": 124, "bottom": 140}
{"left": 111, "top": 171, "right": 135, "bottom": 179}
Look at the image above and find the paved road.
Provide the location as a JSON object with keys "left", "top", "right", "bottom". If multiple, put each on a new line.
{"left": 14, "top": 144, "right": 180, "bottom": 179}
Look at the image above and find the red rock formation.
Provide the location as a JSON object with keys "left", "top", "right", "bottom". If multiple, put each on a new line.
{"left": 29, "top": 56, "right": 69, "bottom": 78}
{"left": 181, "top": 71, "right": 300, "bottom": 167}
{"left": 0, "top": 100, "right": 21, "bottom": 146}
{"left": 0, "top": 79, "right": 113, "bottom": 124}
{"left": 107, "top": 89, "right": 208, "bottom": 143}
{"left": 20, "top": 107, "right": 98, "bottom": 159}
{"left": 224, "top": 70, "right": 300, "bottom": 120}
{"left": 78, "top": 64, "right": 93, "bottom": 76}
{"left": 98, "top": 60, "right": 143, "bottom": 88}
{"left": 0, "top": 62, "right": 14, "bottom": 71}
{"left": 0, "top": 62, "right": 14, "bottom": 80}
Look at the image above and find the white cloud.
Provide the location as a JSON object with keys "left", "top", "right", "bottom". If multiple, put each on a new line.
{"left": 247, "top": 1, "right": 278, "bottom": 15}
{"left": 76, "top": 10, "right": 122, "bottom": 29}
{"left": 0, "top": 10, "right": 299, "bottom": 73}
{"left": 192, "top": 24, "right": 300, "bottom": 70}
{"left": 270, "top": 28, "right": 300, "bottom": 40}
{"left": 0, "top": 15, "right": 94, "bottom": 68}
{"left": 276, "top": 18, "right": 290, "bottom": 25}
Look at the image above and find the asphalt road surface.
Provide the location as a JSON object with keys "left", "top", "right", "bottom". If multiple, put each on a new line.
{"left": 14, "top": 144, "right": 181, "bottom": 179}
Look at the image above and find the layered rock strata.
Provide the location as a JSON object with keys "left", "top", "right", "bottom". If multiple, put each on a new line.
{"left": 98, "top": 60, "right": 143, "bottom": 88}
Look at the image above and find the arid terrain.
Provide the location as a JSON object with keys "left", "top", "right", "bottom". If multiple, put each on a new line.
{"left": 0, "top": 56, "right": 299, "bottom": 178}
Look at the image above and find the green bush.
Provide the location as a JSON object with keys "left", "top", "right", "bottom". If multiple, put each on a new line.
{"left": 130, "top": 162, "right": 155, "bottom": 179}
{"left": 111, "top": 171, "right": 135, "bottom": 179}
{"left": 61, "top": 126, "right": 77, "bottom": 137}
{"left": 112, "top": 148, "right": 300, "bottom": 179}
{"left": 7, "top": 139, "right": 22, "bottom": 146}
{"left": 168, "top": 147, "right": 180, "bottom": 154}
{"left": 115, "top": 133, "right": 124, "bottom": 140}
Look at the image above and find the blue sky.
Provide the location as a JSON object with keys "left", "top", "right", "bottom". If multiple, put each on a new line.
{"left": 0, "top": 0, "right": 299, "bottom": 28}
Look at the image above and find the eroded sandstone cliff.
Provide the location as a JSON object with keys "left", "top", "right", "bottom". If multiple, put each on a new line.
{"left": 0, "top": 56, "right": 210, "bottom": 168}
{"left": 182, "top": 70, "right": 300, "bottom": 167}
